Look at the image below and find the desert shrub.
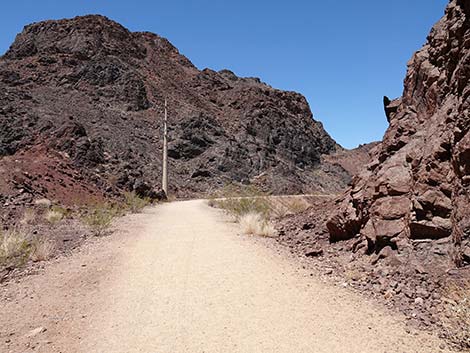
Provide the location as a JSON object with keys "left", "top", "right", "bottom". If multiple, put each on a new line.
{"left": 44, "top": 205, "right": 70, "bottom": 224}
{"left": 285, "top": 198, "right": 311, "bottom": 214}
{"left": 82, "top": 203, "right": 118, "bottom": 236}
{"left": 239, "top": 212, "right": 277, "bottom": 237}
{"left": 0, "top": 228, "right": 31, "bottom": 268}
{"left": 216, "top": 197, "right": 271, "bottom": 220}
{"left": 30, "top": 237, "right": 56, "bottom": 262}
{"left": 269, "top": 200, "right": 289, "bottom": 218}
{"left": 124, "top": 192, "right": 150, "bottom": 213}
{"left": 20, "top": 208, "right": 36, "bottom": 225}
{"left": 441, "top": 281, "right": 470, "bottom": 350}
{"left": 208, "top": 183, "right": 272, "bottom": 218}
{"left": 34, "top": 198, "right": 52, "bottom": 208}
{"left": 45, "top": 210, "right": 63, "bottom": 224}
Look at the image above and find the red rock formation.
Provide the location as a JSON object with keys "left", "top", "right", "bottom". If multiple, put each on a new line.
{"left": 327, "top": 0, "right": 470, "bottom": 267}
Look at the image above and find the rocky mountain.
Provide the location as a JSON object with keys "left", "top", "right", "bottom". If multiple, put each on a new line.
{"left": 0, "top": 15, "right": 361, "bottom": 208}
{"left": 327, "top": 0, "right": 470, "bottom": 268}
{"left": 275, "top": 2, "right": 469, "bottom": 345}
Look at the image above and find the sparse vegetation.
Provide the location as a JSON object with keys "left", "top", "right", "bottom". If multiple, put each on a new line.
{"left": 34, "top": 198, "right": 52, "bottom": 208}
{"left": 239, "top": 212, "right": 276, "bottom": 237}
{"left": 270, "top": 197, "right": 312, "bottom": 218}
{"left": 216, "top": 197, "right": 271, "bottom": 221}
{"left": 208, "top": 184, "right": 277, "bottom": 237}
{"left": 0, "top": 228, "right": 31, "bottom": 268}
{"left": 44, "top": 205, "right": 70, "bottom": 224}
{"left": 123, "top": 192, "right": 150, "bottom": 213}
{"left": 209, "top": 183, "right": 313, "bottom": 224}
{"left": 82, "top": 203, "right": 119, "bottom": 236}
{"left": 45, "top": 209, "right": 64, "bottom": 224}
{"left": 285, "top": 198, "right": 311, "bottom": 214}
{"left": 0, "top": 226, "right": 58, "bottom": 269}
{"left": 30, "top": 237, "right": 56, "bottom": 262}
{"left": 441, "top": 281, "right": 470, "bottom": 350}
{"left": 20, "top": 208, "right": 36, "bottom": 225}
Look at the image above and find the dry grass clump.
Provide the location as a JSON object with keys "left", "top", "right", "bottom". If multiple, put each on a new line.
{"left": 269, "top": 197, "right": 312, "bottom": 218}
{"left": 20, "top": 208, "right": 36, "bottom": 225}
{"left": 30, "top": 237, "right": 56, "bottom": 262}
{"left": 44, "top": 205, "right": 70, "bottom": 224}
{"left": 82, "top": 202, "right": 119, "bottom": 236}
{"left": 208, "top": 184, "right": 277, "bottom": 237}
{"left": 441, "top": 281, "right": 470, "bottom": 350}
{"left": 124, "top": 192, "right": 150, "bottom": 213}
{"left": 239, "top": 212, "right": 277, "bottom": 237}
{"left": 0, "top": 228, "right": 31, "bottom": 267}
{"left": 217, "top": 197, "right": 271, "bottom": 221}
{"left": 45, "top": 209, "right": 64, "bottom": 224}
{"left": 34, "top": 198, "right": 52, "bottom": 208}
{"left": 0, "top": 227, "right": 57, "bottom": 268}
{"left": 286, "top": 198, "right": 311, "bottom": 214}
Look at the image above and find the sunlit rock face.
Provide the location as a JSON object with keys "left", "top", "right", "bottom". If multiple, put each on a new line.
{"left": 327, "top": 0, "right": 470, "bottom": 267}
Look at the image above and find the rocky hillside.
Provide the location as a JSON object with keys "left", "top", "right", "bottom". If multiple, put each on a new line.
{"left": 0, "top": 15, "right": 360, "bottom": 209}
{"left": 327, "top": 0, "right": 470, "bottom": 268}
{"left": 276, "top": 1, "right": 470, "bottom": 346}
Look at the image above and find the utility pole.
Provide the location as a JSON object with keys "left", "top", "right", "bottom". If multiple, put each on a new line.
{"left": 162, "top": 98, "right": 168, "bottom": 196}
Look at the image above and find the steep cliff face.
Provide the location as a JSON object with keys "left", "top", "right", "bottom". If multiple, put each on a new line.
{"left": 0, "top": 15, "right": 353, "bottom": 207}
{"left": 327, "top": 0, "right": 470, "bottom": 267}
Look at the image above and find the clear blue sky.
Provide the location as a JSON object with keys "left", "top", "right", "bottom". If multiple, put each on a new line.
{"left": 0, "top": 0, "right": 449, "bottom": 148}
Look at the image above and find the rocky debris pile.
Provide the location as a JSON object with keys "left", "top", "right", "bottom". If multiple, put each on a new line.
{"left": 0, "top": 14, "right": 362, "bottom": 207}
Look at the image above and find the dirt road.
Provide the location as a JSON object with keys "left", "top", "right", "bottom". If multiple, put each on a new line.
{"left": 1, "top": 200, "right": 449, "bottom": 352}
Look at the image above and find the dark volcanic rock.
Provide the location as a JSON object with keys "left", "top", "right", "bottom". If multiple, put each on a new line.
{"left": 0, "top": 14, "right": 358, "bottom": 202}
{"left": 327, "top": 0, "right": 470, "bottom": 267}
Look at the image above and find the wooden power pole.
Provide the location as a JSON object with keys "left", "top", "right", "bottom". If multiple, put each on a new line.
{"left": 162, "top": 99, "right": 168, "bottom": 196}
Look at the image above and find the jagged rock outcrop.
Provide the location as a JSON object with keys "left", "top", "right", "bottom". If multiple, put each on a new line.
{"left": 327, "top": 0, "right": 470, "bottom": 267}
{"left": 0, "top": 15, "right": 357, "bottom": 205}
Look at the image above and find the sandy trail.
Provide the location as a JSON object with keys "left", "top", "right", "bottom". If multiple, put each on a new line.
{"left": 1, "top": 200, "right": 449, "bottom": 352}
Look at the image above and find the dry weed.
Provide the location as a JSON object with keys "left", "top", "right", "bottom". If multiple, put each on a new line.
{"left": 30, "top": 237, "right": 56, "bottom": 262}
{"left": 44, "top": 210, "right": 64, "bottom": 224}
{"left": 20, "top": 208, "right": 36, "bottom": 225}
{"left": 124, "top": 192, "right": 150, "bottom": 213}
{"left": 34, "top": 198, "right": 52, "bottom": 208}
{"left": 82, "top": 203, "right": 118, "bottom": 236}
{"left": 239, "top": 212, "right": 277, "bottom": 238}
{"left": 0, "top": 228, "right": 30, "bottom": 267}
